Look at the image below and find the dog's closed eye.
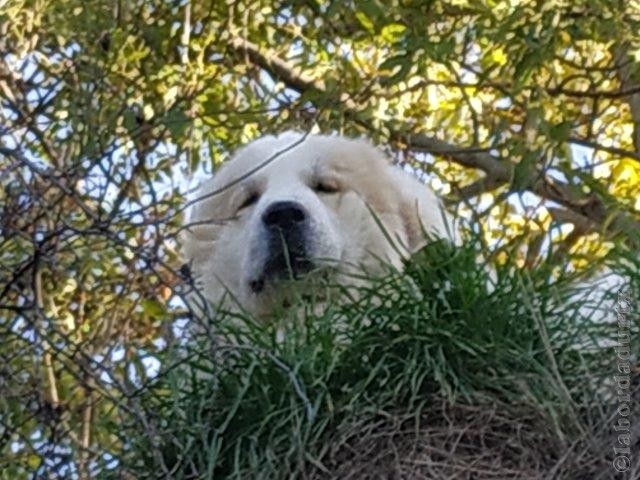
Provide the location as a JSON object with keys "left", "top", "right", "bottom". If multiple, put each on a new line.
{"left": 237, "top": 192, "right": 260, "bottom": 211}
{"left": 312, "top": 180, "right": 341, "bottom": 194}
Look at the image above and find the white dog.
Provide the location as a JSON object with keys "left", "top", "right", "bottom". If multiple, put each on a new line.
{"left": 182, "top": 132, "right": 453, "bottom": 316}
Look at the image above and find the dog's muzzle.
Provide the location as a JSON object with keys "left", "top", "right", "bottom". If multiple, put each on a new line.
{"left": 249, "top": 200, "right": 313, "bottom": 293}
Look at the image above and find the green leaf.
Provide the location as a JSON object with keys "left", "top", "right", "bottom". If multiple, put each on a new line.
{"left": 512, "top": 151, "right": 539, "bottom": 190}
{"left": 141, "top": 299, "right": 166, "bottom": 319}
{"left": 164, "top": 108, "right": 190, "bottom": 139}
{"left": 355, "top": 11, "right": 375, "bottom": 33}
{"left": 122, "top": 109, "right": 138, "bottom": 132}
{"left": 380, "top": 23, "right": 406, "bottom": 44}
{"left": 549, "top": 120, "right": 573, "bottom": 142}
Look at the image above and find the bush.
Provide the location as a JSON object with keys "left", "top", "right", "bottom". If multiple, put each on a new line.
{"left": 109, "top": 239, "right": 639, "bottom": 479}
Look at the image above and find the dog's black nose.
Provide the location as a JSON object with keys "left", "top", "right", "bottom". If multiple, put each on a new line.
{"left": 256, "top": 200, "right": 312, "bottom": 288}
{"left": 262, "top": 201, "right": 307, "bottom": 229}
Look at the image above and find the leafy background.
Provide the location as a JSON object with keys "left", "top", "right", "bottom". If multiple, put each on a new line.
{"left": 1, "top": 0, "right": 639, "bottom": 478}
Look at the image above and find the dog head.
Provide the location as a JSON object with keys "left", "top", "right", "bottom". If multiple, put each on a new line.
{"left": 182, "top": 132, "right": 452, "bottom": 316}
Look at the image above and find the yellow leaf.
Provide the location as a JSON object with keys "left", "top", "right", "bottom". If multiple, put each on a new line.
{"left": 490, "top": 47, "right": 508, "bottom": 66}
{"left": 27, "top": 454, "right": 40, "bottom": 469}
{"left": 163, "top": 86, "right": 179, "bottom": 109}
{"left": 61, "top": 312, "right": 75, "bottom": 331}
{"left": 61, "top": 278, "right": 77, "bottom": 294}
{"left": 381, "top": 23, "right": 406, "bottom": 43}
{"left": 355, "top": 12, "right": 374, "bottom": 32}
{"left": 143, "top": 104, "right": 154, "bottom": 121}
{"left": 469, "top": 96, "right": 483, "bottom": 112}
{"left": 612, "top": 159, "right": 640, "bottom": 183}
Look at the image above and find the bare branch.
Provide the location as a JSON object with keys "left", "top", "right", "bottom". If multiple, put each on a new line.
{"left": 408, "top": 135, "right": 513, "bottom": 183}
{"left": 388, "top": 78, "right": 640, "bottom": 100}
{"left": 456, "top": 176, "right": 508, "bottom": 199}
{"left": 568, "top": 137, "right": 640, "bottom": 163}
{"left": 228, "top": 37, "right": 359, "bottom": 110}
{"left": 180, "top": 1, "right": 191, "bottom": 65}
{"left": 229, "top": 37, "right": 326, "bottom": 95}
{"left": 547, "top": 207, "right": 598, "bottom": 234}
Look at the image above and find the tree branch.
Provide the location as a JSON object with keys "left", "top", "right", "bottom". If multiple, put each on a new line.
{"left": 389, "top": 78, "right": 640, "bottom": 100}
{"left": 569, "top": 137, "right": 640, "bottom": 163}
{"left": 614, "top": 43, "right": 640, "bottom": 153}
{"left": 180, "top": 1, "right": 191, "bottom": 65}
{"left": 456, "top": 176, "right": 508, "bottom": 199}
{"left": 226, "top": 36, "right": 640, "bottom": 244}
{"left": 228, "top": 36, "right": 358, "bottom": 110}
{"left": 408, "top": 135, "right": 513, "bottom": 183}
{"left": 229, "top": 37, "right": 326, "bottom": 95}
{"left": 546, "top": 207, "right": 598, "bottom": 234}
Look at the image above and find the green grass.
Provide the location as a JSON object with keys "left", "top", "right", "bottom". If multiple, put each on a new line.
{"left": 107, "top": 239, "right": 639, "bottom": 479}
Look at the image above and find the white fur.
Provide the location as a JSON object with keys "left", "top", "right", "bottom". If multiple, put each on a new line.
{"left": 182, "top": 132, "right": 454, "bottom": 316}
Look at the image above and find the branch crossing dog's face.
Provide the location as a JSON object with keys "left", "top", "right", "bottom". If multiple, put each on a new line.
{"left": 182, "top": 132, "right": 452, "bottom": 316}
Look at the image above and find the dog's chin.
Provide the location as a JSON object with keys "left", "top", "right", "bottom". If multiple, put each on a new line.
{"left": 245, "top": 265, "right": 337, "bottom": 316}
{"left": 248, "top": 260, "right": 313, "bottom": 295}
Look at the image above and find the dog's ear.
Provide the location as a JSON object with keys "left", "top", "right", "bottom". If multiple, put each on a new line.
{"left": 390, "top": 167, "right": 457, "bottom": 253}
{"left": 179, "top": 185, "right": 221, "bottom": 268}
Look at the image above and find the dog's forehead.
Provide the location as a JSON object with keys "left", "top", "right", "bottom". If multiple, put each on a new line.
{"left": 214, "top": 133, "right": 386, "bottom": 188}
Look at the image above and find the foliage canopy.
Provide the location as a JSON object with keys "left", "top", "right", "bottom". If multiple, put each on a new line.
{"left": 1, "top": 0, "right": 639, "bottom": 478}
